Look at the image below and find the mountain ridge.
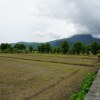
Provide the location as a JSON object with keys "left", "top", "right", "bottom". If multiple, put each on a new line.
{"left": 11, "top": 34, "right": 100, "bottom": 49}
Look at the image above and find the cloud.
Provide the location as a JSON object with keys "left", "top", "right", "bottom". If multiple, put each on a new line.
{"left": 0, "top": 0, "right": 100, "bottom": 43}
{"left": 33, "top": 0, "right": 100, "bottom": 35}
{"left": 70, "top": 0, "right": 100, "bottom": 35}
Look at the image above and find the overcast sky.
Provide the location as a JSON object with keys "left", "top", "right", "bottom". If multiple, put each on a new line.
{"left": 0, "top": 0, "right": 100, "bottom": 43}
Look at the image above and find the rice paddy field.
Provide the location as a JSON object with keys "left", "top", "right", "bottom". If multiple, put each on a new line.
{"left": 0, "top": 53, "right": 99, "bottom": 100}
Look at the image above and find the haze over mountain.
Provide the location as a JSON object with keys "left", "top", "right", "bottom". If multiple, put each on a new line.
{"left": 11, "top": 34, "right": 100, "bottom": 49}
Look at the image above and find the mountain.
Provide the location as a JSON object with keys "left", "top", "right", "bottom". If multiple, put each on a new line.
{"left": 11, "top": 34, "right": 100, "bottom": 49}
{"left": 67, "top": 34, "right": 100, "bottom": 44}
{"left": 50, "top": 34, "right": 100, "bottom": 47}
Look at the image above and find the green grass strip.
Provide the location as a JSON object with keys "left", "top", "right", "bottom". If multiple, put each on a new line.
{"left": 69, "top": 70, "right": 97, "bottom": 100}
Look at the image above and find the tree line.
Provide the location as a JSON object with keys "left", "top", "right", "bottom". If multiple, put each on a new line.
{"left": 37, "top": 41, "right": 100, "bottom": 55}
{"left": 0, "top": 43, "right": 33, "bottom": 53}
{"left": 0, "top": 41, "right": 100, "bottom": 55}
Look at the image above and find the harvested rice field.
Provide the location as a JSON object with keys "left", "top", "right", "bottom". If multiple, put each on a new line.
{"left": 0, "top": 54, "right": 99, "bottom": 100}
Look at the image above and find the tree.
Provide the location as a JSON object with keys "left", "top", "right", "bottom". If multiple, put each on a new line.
{"left": 38, "top": 45, "right": 41, "bottom": 53}
{"left": 61, "top": 41, "right": 69, "bottom": 54}
{"left": 85, "top": 45, "right": 90, "bottom": 55}
{"left": 91, "top": 42, "right": 98, "bottom": 55}
{"left": 41, "top": 44, "right": 45, "bottom": 53}
{"left": 56, "top": 47, "right": 60, "bottom": 54}
{"left": 72, "top": 46, "right": 75, "bottom": 54}
{"left": 73, "top": 42, "right": 82, "bottom": 55}
{"left": 1, "top": 43, "right": 11, "bottom": 51}
{"left": 37, "top": 44, "right": 45, "bottom": 53}
{"left": 97, "top": 44, "right": 100, "bottom": 50}
{"left": 51, "top": 47, "right": 57, "bottom": 54}
{"left": 14, "top": 44, "right": 26, "bottom": 50}
{"left": 29, "top": 45, "right": 33, "bottom": 52}
{"left": 51, "top": 47, "right": 60, "bottom": 54}
{"left": 45, "top": 43, "right": 51, "bottom": 53}
{"left": 38, "top": 43, "right": 51, "bottom": 53}
{"left": 82, "top": 44, "right": 86, "bottom": 55}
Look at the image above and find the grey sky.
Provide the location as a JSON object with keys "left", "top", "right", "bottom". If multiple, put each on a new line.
{"left": 0, "top": 0, "right": 100, "bottom": 43}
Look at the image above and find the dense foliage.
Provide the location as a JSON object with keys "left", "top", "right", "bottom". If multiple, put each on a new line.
{"left": 73, "top": 42, "right": 82, "bottom": 55}
{"left": 91, "top": 42, "right": 100, "bottom": 55}
{"left": 29, "top": 45, "right": 33, "bottom": 52}
{"left": 14, "top": 44, "right": 26, "bottom": 50}
{"left": 61, "top": 41, "right": 69, "bottom": 54}
{"left": 0, "top": 43, "right": 11, "bottom": 51}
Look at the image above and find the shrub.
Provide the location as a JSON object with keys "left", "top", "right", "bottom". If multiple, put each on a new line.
{"left": 69, "top": 71, "right": 97, "bottom": 100}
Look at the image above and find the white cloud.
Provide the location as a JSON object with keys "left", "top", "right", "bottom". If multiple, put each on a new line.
{"left": 0, "top": 0, "right": 100, "bottom": 43}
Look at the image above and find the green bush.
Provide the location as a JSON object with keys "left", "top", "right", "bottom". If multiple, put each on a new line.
{"left": 69, "top": 71, "right": 97, "bottom": 100}
{"left": 13, "top": 48, "right": 22, "bottom": 53}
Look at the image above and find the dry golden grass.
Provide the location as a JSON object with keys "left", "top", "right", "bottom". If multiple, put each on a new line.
{"left": 0, "top": 53, "right": 98, "bottom": 66}
{"left": 0, "top": 54, "right": 98, "bottom": 100}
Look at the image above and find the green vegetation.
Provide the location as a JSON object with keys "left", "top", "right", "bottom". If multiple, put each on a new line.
{"left": 0, "top": 43, "right": 11, "bottom": 51}
{"left": 61, "top": 41, "right": 69, "bottom": 54}
{"left": 29, "top": 45, "right": 33, "bottom": 52}
{"left": 37, "top": 43, "right": 51, "bottom": 53}
{"left": 0, "top": 41, "right": 100, "bottom": 55}
{"left": 14, "top": 43, "right": 26, "bottom": 50}
{"left": 73, "top": 42, "right": 82, "bottom": 55}
{"left": 85, "top": 45, "right": 91, "bottom": 55}
{"left": 91, "top": 42, "right": 100, "bottom": 55}
{"left": 69, "top": 70, "right": 97, "bottom": 100}
{"left": 51, "top": 47, "right": 61, "bottom": 54}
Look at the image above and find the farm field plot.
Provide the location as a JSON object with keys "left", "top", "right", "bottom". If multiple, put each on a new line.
{"left": 0, "top": 54, "right": 98, "bottom": 100}
{"left": 0, "top": 53, "right": 99, "bottom": 66}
